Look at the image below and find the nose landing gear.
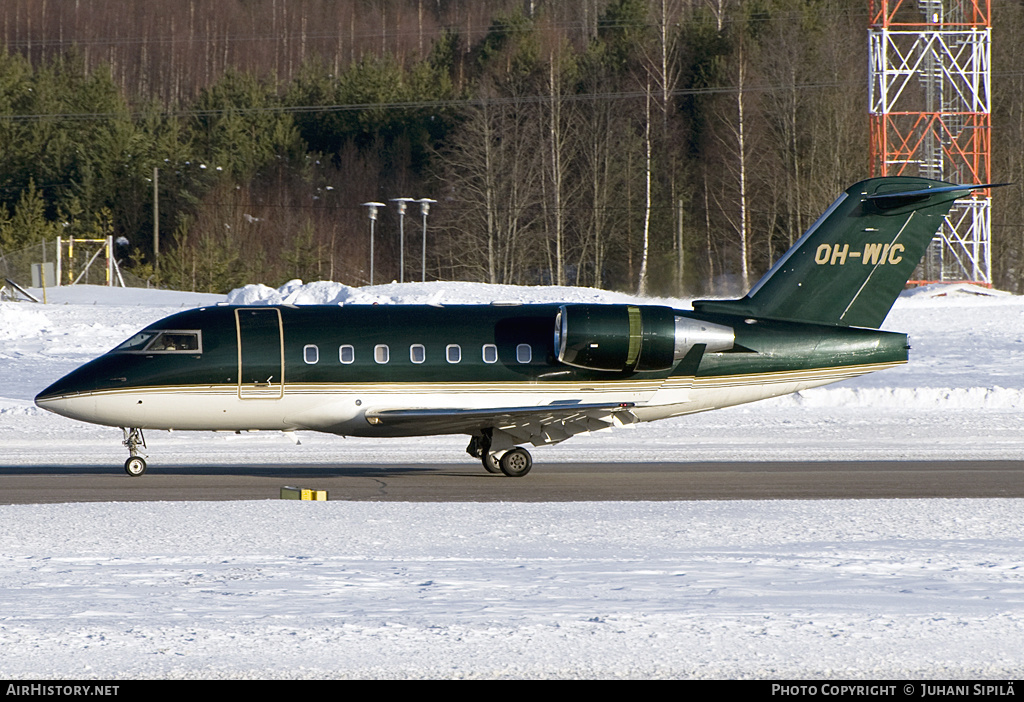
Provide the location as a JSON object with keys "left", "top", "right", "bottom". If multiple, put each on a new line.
{"left": 121, "top": 427, "right": 148, "bottom": 476}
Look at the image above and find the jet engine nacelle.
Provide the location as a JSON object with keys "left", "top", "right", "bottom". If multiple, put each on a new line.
{"left": 554, "top": 304, "right": 734, "bottom": 372}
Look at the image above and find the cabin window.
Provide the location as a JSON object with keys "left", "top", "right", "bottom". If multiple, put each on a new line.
{"left": 482, "top": 344, "right": 498, "bottom": 364}
{"left": 339, "top": 345, "right": 355, "bottom": 364}
{"left": 516, "top": 343, "right": 532, "bottom": 364}
{"left": 374, "top": 344, "right": 390, "bottom": 364}
{"left": 446, "top": 344, "right": 461, "bottom": 363}
{"left": 303, "top": 344, "right": 319, "bottom": 364}
{"left": 410, "top": 344, "right": 426, "bottom": 364}
{"left": 115, "top": 330, "right": 202, "bottom": 354}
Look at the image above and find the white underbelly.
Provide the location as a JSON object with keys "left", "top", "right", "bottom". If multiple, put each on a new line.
{"left": 38, "top": 361, "right": 900, "bottom": 436}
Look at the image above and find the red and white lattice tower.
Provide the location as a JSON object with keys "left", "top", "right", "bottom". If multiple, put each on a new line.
{"left": 869, "top": 0, "right": 992, "bottom": 285}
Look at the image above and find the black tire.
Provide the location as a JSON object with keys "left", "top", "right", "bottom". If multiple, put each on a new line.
{"left": 482, "top": 452, "right": 502, "bottom": 474}
{"left": 124, "top": 456, "right": 147, "bottom": 477}
{"left": 499, "top": 448, "right": 532, "bottom": 478}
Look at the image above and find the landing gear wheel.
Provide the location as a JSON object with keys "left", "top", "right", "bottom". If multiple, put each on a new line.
{"left": 482, "top": 452, "right": 502, "bottom": 474}
{"left": 121, "top": 427, "right": 148, "bottom": 477}
{"left": 124, "top": 456, "right": 147, "bottom": 477}
{"left": 499, "top": 447, "right": 532, "bottom": 478}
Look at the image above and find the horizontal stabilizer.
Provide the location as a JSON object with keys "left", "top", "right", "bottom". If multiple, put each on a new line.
{"left": 866, "top": 182, "right": 1008, "bottom": 206}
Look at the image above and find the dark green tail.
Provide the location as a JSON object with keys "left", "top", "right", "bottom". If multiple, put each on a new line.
{"left": 693, "top": 177, "right": 987, "bottom": 328}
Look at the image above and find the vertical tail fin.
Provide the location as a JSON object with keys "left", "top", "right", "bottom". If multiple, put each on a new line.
{"left": 693, "top": 177, "right": 993, "bottom": 328}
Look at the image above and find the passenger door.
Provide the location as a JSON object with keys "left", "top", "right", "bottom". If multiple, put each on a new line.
{"left": 236, "top": 308, "right": 284, "bottom": 399}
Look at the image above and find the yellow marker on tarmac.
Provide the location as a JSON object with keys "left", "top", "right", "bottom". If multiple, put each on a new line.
{"left": 280, "top": 486, "right": 328, "bottom": 501}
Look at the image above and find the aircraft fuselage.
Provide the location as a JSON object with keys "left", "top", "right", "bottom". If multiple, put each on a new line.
{"left": 36, "top": 302, "right": 908, "bottom": 437}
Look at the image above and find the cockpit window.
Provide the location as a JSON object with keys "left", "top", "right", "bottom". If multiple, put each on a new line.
{"left": 149, "top": 332, "right": 200, "bottom": 352}
{"left": 114, "top": 331, "right": 158, "bottom": 352}
{"left": 114, "top": 330, "right": 202, "bottom": 354}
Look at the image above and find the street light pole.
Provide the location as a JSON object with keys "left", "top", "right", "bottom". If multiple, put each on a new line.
{"left": 416, "top": 198, "right": 437, "bottom": 282}
{"left": 361, "top": 202, "right": 386, "bottom": 286}
{"left": 391, "top": 198, "right": 414, "bottom": 284}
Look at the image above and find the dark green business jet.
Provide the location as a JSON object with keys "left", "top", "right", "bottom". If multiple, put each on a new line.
{"left": 35, "top": 177, "right": 991, "bottom": 477}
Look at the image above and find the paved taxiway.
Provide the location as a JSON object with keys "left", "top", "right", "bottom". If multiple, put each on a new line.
{"left": 1, "top": 460, "right": 1022, "bottom": 504}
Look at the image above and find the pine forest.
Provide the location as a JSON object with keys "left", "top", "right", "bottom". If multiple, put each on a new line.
{"left": 1, "top": 0, "right": 1023, "bottom": 296}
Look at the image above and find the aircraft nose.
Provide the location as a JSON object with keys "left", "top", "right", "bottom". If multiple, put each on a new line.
{"left": 34, "top": 367, "right": 102, "bottom": 421}
{"left": 35, "top": 396, "right": 94, "bottom": 428}
{"left": 35, "top": 392, "right": 85, "bottom": 420}
{"left": 36, "top": 372, "right": 86, "bottom": 405}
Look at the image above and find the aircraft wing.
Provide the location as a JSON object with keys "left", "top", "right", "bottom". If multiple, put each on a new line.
{"left": 364, "top": 401, "right": 638, "bottom": 447}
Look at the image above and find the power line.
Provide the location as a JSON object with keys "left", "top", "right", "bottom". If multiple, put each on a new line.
{"left": 0, "top": 75, "right": 872, "bottom": 123}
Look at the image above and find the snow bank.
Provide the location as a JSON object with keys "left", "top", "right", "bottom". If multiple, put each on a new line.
{"left": 899, "top": 282, "right": 1012, "bottom": 301}
{"left": 225, "top": 279, "right": 684, "bottom": 307}
{"left": 224, "top": 279, "right": 1018, "bottom": 310}
{"left": 0, "top": 302, "right": 51, "bottom": 340}
{"left": 786, "top": 385, "right": 1024, "bottom": 410}
{"left": 22, "top": 284, "right": 223, "bottom": 307}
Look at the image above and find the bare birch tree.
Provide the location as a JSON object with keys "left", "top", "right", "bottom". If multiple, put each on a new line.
{"left": 637, "top": 77, "right": 653, "bottom": 295}
{"left": 434, "top": 87, "right": 543, "bottom": 284}
{"left": 708, "top": 27, "right": 752, "bottom": 292}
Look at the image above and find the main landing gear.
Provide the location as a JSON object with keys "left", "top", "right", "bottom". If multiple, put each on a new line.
{"left": 467, "top": 434, "right": 533, "bottom": 478}
{"left": 121, "top": 427, "right": 148, "bottom": 477}
{"left": 496, "top": 447, "right": 533, "bottom": 477}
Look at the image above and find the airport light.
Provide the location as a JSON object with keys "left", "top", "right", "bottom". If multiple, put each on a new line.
{"left": 361, "top": 202, "right": 386, "bottom": 285}
{"left": 391, "top": 198, "right": 415, "bottom": 284}
{"left": 415, "top": 198, "right": 437, "bottom": 282}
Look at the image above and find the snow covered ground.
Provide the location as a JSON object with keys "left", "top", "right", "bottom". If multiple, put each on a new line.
{"left": 1, "top": 280, "right": 1023, "bottom": 679}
